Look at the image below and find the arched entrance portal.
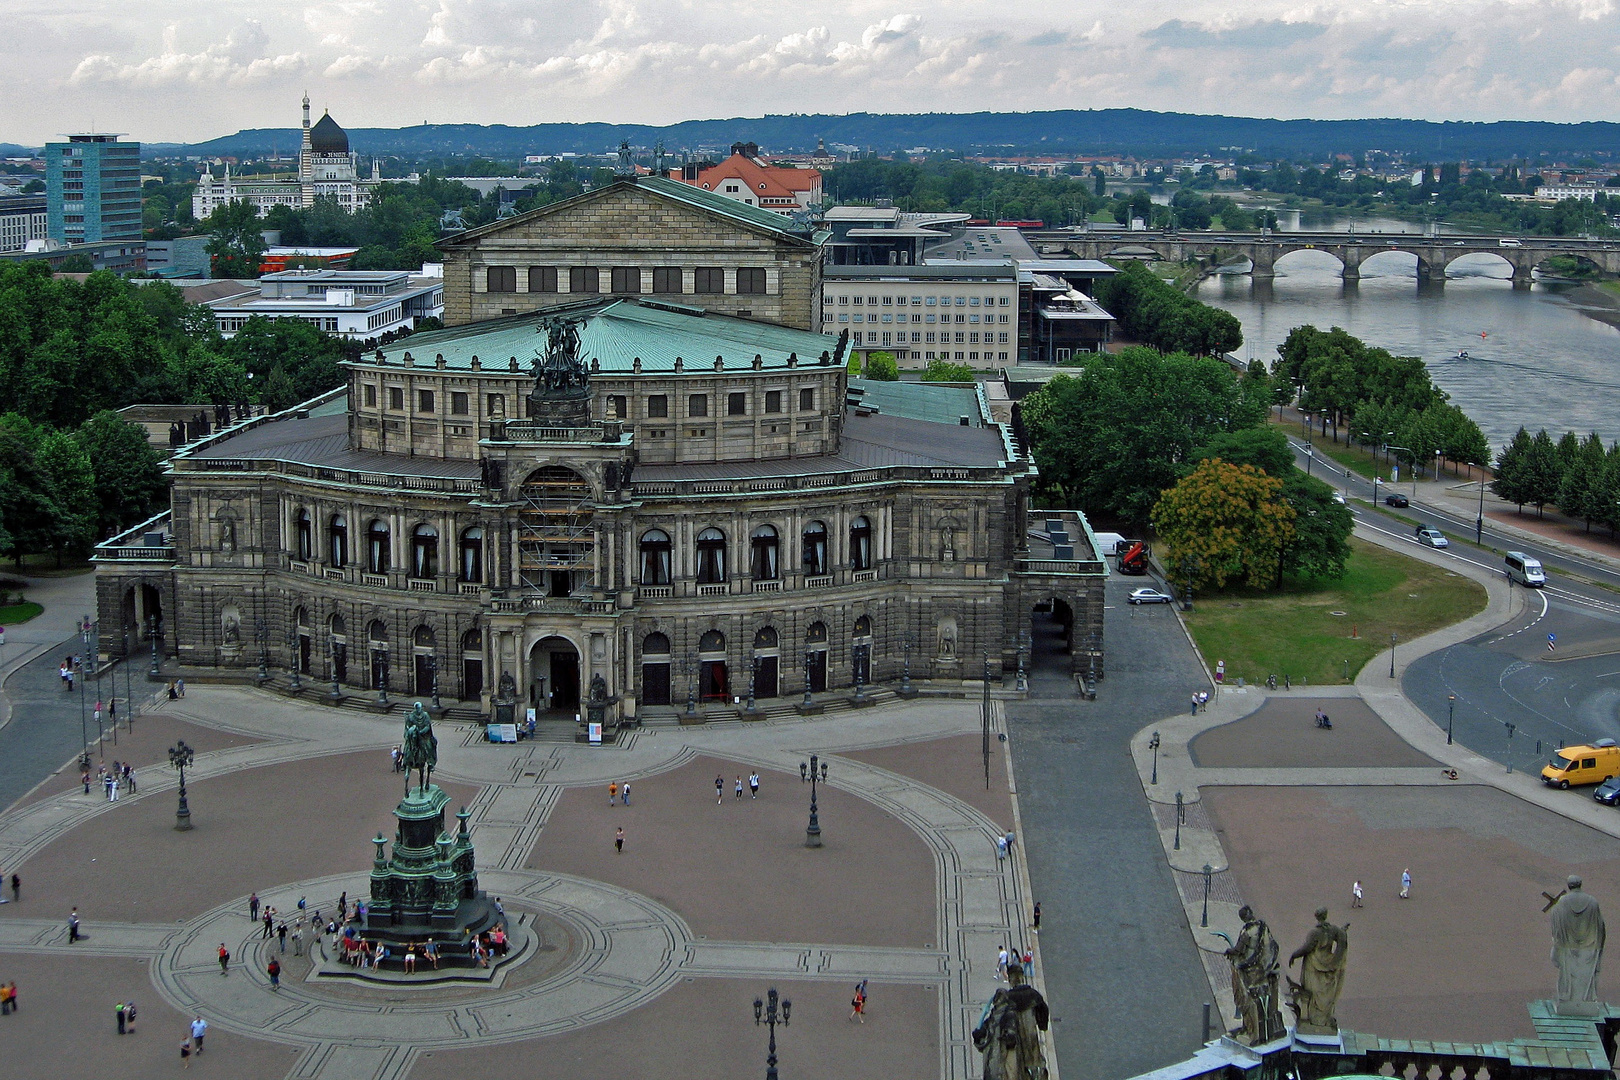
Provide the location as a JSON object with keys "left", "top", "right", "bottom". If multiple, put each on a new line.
{"left": 121, "top": 584, "right": 164, "bottom": 653}
{"left": 529, "top": 636, "right": 581, "bottom": 715}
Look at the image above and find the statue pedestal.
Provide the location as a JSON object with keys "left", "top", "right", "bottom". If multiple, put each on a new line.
{"left": 1554, "top": 999, "right": 1604, "bottom": 1018}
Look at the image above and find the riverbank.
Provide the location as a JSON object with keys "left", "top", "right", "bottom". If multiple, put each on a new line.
{"left": 1567, "top": 281, "right": 1620, "bottom": 333}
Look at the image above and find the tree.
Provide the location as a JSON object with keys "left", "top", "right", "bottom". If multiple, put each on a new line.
{"left": 922, "top": 359, "right": 975, "bottom": 382}
{"left": 35, "top": 429, "right": 96, "bottom": 563}
{"left": 1151, "top": 459, "right": 1296, "bottom": 591}
{"left": 1558, "top": 433, "right": 1610, "bottom": 530}
{"left": 1280, "top": 471, "right": 1353, "bottom": 583}
{"left": 1192, "top": 427, "right": 1294, "bottom": 477}
{"left": 222, "top": 317, "right": 347, "bottom": 406}
{"left": 863, "top": 352, "right": 899, "bottom": 381}
{"left": 55, "top": 254, "right": 95, "bottom": 274}
{"left": 1492, "top": 428, "right": 1533, "bottom": 512}
{"left": 1522, "top": 429, "right": 1564, "bottom": 518}
{"left": 73, "top": 411, "right": 168, "bottom": 539}
{"left": 203, "top": 200, "right": 267, "bottom": 278}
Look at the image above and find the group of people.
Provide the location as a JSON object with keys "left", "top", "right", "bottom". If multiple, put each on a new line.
{"left": 165, "top": 679, "right": 186, "bottom": 700}
{"left": 996, "top": 944, "right": 1036, "bottom": 982}
{"left": 715, "top": 773, "right": 761, "bottom": 803}
{"left": 179, "top": 1016, "right": 207, "bottom": 1067}
{"left": 88, "top": 760, "right": 136, "bottom": 800}
{"left": 1350, "top": 868, "right": 1414, "bottom": 907}
{"left": 1190, "top": 691, "right": 1211, "bottom": 714}
{"left": 607, "top": 779, "right": 632, "bottom": 805}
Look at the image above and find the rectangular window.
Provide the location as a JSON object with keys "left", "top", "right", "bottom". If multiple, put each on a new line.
{"left": 969, "top": 333, "right": 980, "bottom": 344}
{"left": 999, "top": 296, "right": 1011, "bottom": 306}
{"left": 999, "top": 332, "right": 1009, "bottom": 344}
{"left": 653, "top": 267, "right": 682, "bottom": 293}
{"left": 364, "top": 384, "right": 377, "bottom": 407}
{"left": 911, "top": 296, "right": 922, "bottom": 306}
{"left": 688, "top": 394, "right": 708, "bottom": 418}
{"left": 925, "top": 332, "right": 936, "bottom": 344}
{"left": 925, "top": 296, "right": 936, "bottom": 306}
{"left": 969, "top": 297, "right": 980, "bottom": 306}
{"left": 852, "top": 296, "right": 863, "bottom": 306}
{"left": 607, "top": 394, "right": 628, "bottom": 419}
{"left": 799, "top": 388, "right": 814, "bottom": 411}
{"left": 528, "top": 266, "right": 557, "bottom": 293}
{"left": 736, "top": 267, "right": 766, "bottom": 294}
{"left": 911, "top": 332, "right": 921, "bottom": 343}
{"left": 838, "top": 295, "right": 849, "bottom": 305}
{"left": 969, "top": 314, "right": 980, "bottom": 324}
{"left": 569, "top": 266, "right": 600, "bottom": 294}
{"left": 693, "top": 267, "right": 724, "bottom": 294}
{"left": 486, "top": 266, "right": 516, "bottom": 293}
{"left": 727, "top": 392, "right": 747, "bottom": 416}
{"left": 418, "top": 389, "right": 435, "bottom": 413}
{"left": 647, "top": 395, "right": 668, "bottom": 418}
{"left": 1000, "top": 314, "right": 1010, "bottom": 323}
{"left": 955, "top": 332, "right": 966, "bottom": 344}
{"left": 765, "top": 390, "right": 782, "bottom": 413}
{"left": 610, "top": 266, "right": 641, "bottom": 293}
{"left": 881, "top": 296, "right": 892, "bottom": 306}
{"left": 388, "top": 387, "right": 404, "bottom": 410}
{"left": 487, "top": 393, "right": 505, "bottom": 416}
{"left": 449, "top": 391, "right": 469, "bottom": 415}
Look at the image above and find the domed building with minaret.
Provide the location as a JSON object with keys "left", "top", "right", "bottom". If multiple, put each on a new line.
{"left": 192, "top": 95, "right": 389, "bottom": 220}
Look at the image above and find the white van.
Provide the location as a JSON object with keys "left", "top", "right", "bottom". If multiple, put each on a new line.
{"left": 1499, "top": 238, "right": 1522, "bottom": 247}
{"left": 1505, "top": 551, "right": 1545, "bottom": 587}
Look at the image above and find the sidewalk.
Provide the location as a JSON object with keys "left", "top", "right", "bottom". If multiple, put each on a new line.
{"left": 0, "top": 570, "right": 96, "bottom": 731}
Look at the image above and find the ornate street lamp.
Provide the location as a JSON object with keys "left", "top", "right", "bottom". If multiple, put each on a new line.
{"left": 429, "top": 653, "right": 442, "bottom": 711}
{"left": 803, "top": 752, "right": 828, "bottom": 848}
{"left": 685, "top": 657, "right": 697, "bottom": 718}
{"left": 329, "top": 636, "right": 341, "bottom": 699}
{"left": 149, "top": 614, "right": 162, "bottom": 679}
{"left": 802, "top": 649, "right": 814, "bottom": 709}
{"left": 169, "top": 739, "right": 195, "bottom": 831}
{"left": 752, "top": 987, "right": 791, "bottom": 1080}
{"left": 377, "top": 654, "right": 390, "bottom": 706}
{"left": 1149, "top": 731, "right": 1161, "bottom": 786}
{"left": 1201, "top": 863, "right": 1213, "bottom": 928}
{"left": 255, "top": 618, "right": 269, "bottom": 683}
{"left": 1174, "top": 790, "right": 1184, "bottom": 850}
{"left": 746, "top": 651, "right": 757, "bottom": 713}
{"left": 900, "top": 631, "right": 914, "bottom": 697}
{"left": 287, "top": 627, "right": 302, "bottom": 692}
{"left": 1447, "top": 693, "right": 1456, "bottom": 745}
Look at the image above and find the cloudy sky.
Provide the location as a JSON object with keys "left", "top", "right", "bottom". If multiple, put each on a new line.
{"left": 5, "top": 0, "right": 1619, "bottom": 144}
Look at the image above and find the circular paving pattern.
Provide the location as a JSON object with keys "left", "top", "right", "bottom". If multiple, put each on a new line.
{"left": 150, "top": 870, "right": 695, "bottom": 1049}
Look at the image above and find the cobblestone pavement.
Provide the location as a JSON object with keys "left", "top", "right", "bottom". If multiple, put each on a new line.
{"left": 0, "top": 688, "right": 1040, "bottom": 1080}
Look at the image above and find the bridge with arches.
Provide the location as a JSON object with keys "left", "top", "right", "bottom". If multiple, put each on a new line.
{"left": 1035, "top": 230, "right": 1620, "bottom": 285}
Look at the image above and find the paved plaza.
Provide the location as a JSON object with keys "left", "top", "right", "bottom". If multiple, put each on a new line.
{"left": 0, "top": 686, "right": 1034, "bottom": 1080}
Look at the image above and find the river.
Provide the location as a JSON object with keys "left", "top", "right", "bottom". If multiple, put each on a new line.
{"left": 1191, "top": 254, "right": 1620, "bottom": 451}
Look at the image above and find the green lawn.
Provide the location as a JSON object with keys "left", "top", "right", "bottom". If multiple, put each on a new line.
{"left": 0, "top": 602, "right": 42, "bottom": 625}
{"left": 1180, "top": 537, "right": 1487, "bottom": 686}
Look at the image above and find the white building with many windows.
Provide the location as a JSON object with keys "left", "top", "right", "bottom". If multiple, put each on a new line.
{"left": 821, "top": 263, "right": 1019, "bottom": 368}
{"left": 192, "top": 96, "right": 387, "bottom": 219}
{"left": 206, "top": 269, "right": 444, "bottom": 339}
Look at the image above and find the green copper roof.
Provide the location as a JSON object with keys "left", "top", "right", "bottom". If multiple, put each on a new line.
{"left": 847, "top": 378, "right": 986, "bottom": 426}
{"left": 358, "top": 299, "right": 844, "bottom": 374}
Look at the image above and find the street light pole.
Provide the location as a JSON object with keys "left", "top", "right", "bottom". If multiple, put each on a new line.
{"left": 1149, "top": 731, "right": 1161, "bottom": 785}
{"left": 1447, "top": 693, "right": 1456, "bottom": 744}
{"left": 1389, "top": 632, "right": 1398, "bottom": 679}
{"left": 753, "top": 987, "right": 791, "bottom": 1080}
{"left": 169, "top": 740, "right": 194, "bottom": 831}
{"left": 1476, "top": 475, "right": 1487, "bottom": 545}
{"left": 982, "top": 654, "right": 992, "bottom": 792}
{"left": 1201, "top": 863, "right": 1213, "bottom": 928}
{"left": 149, "top": 614, "right": 161, "bottom": 679}
{"left": 804, "top": 753, "right": 826, "bottom": 847}
{"left": 1174, "top": 790, "right": 1184, "bottom": 850}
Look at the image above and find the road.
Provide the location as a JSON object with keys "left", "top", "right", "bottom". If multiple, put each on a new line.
{"left": 1287, "top": 437, "right": 1620, "bottom": 774}
{"left": 1006, "top": 576, "right": 1212, "bottom": 1080}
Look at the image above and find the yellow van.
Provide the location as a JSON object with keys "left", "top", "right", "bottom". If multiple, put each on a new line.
{"left": 1542, "top": 741, "right": 1620, "bottom": 788}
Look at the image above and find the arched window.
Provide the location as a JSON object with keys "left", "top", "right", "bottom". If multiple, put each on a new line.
{"left": 639, "top": 529, "right": 672, "bottom": 585}
{"left": 329, "top": 514, "right": 348, "bottom": 568}
{"left": 367, "top": 619, "right": 389, "bottom": 693}
{"left": 411, "top": 524, "right": 439, "bottom": 579}
{"left": 294, "top": 508, "right": 312, "bottom": 562}
{"left": 698, "top": 630, "right": 728, "bottom": 701}
{"left": 852, "top": 615, "right": 872, "bottom": 686}
{"left": 413, "top": 625, "right": 436, "bottom": 648}
{"left": 805, "top": 621, "right": 828, "bottom": 693}
{"left": 366, "top": 519, "right": 390, "bottom": 574}
{"left": 643, "top": 632, "right": 671, "bottom": 656}
{"left": 295, "top": 606, "right": 310, "bottom": 629}
{"left": 850, "top": 515, "right": 872, "bottom": 571}
{"left": 330, "top": 613, "right": 346, "bottom": 637}
{"left": 412, "top": 625, "right": 436, "bottom": 695}
{"left": 853, "top": 615, "right": 872, "bottom": 638}
{"left": 806, "top": 621, "right": 828, "bottom": 644}
{"left": 329, "top": 613, "right": 348, "bottom": 684}
{"left": 749, "top": 524, "right": 779, "bottom": 580}
{"left": 459, "top": 527, "right": 483, "bottom": 584}
{"left": 368, "top": 619, "right": 389, "bottom": 643}
{"left": 752, "top": 626, "right": 779, "bottom": 698}
{"left": 461, "top": 626, "right": 483, "bottom": 700}
{"left": 802, "top": 521, "right": 828, "bottom": 577}
{"left": 753, "top": 626, "right": 779, "bottom": 650}
{"left": 696, "top": 527, "right": 727, "bottom": 584}
{"left": 699, "top": 630, "right": 726, "bottom": 653}
{"left": 462, "top": 627, "right": 483, "bottom": 651}
{"left": 641, "top": 632, "right": 672, "bottom": 706}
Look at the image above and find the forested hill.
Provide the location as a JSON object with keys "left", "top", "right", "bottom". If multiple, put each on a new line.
{"left": 149, "top": 110, "right": 1620, "bottom": 161}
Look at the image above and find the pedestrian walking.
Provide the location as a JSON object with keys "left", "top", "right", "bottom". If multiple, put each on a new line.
{"left": 1351, "top": 880, "right": 1363, "bottom": 908}
{"left": 995, "top": 835, "right": 1008, "bottom": 863}
{"left": 715, "top": 775, "right": 723, "bottom": 804}
{"left": 1004, "top": 830, "right": 1017, "bottom": 852}
{"left": 0, "top": 983, "right": 12, "bottom": 1015}
{"left": 749, "top": 772, "right": 759, "bottom": 799}
{"left": 1190, "top": 692, "right": 1199, "bottom": 716}
{"left": 180, "top": 1040, "right": 192, "bottom": 1068}
{"left": 267, "top": 957, "right": 281, "bottom": 991}
{"left": 124, "top": 1000, "right": 135, "bottom": 1031}
{"left": 615, "top": 827, "right": 624, "bottom": 853}
{"left": 68, "top": 907, "right": 80, "bottom": 943}
{"left": 167, "top": 681, "right": 178, "bottom": 700}
{"left": 1022, "top": 949, "right": 1034, "bottom": 977}
{"left": 338, "top": 891, "right": 347, "bottom": 922}
{"left": 849, "top": 980, "right": 867, "bottom": 1023}
{"left": 249, "top": 892, "right": 260, "bottom": 923}
{"left": 11, "top": 873, "right": 19, "bottom": 903}
{"left": 124, "top": 765, "right": 135, "bottom": 793}
{"left": 81, "top": 768, "right": 90, "bottom": 795}
{"left": 176, "top": 677, "right": 185, "bottom": 698}
{"left": 621, "top": 780, "right": 630, "bottom": 805}
{"left": 1400, "top": 868, "right": 1412, "bottom": 899}
{"left": 191, "top": 1016, "right": 208, "bottom": 1053}
{"left": 2, "top": 983, "right": 15, "bottom": 1014}
{"left": 61, "top": 661, "right": 71, "bottom": 692}
{"left": 996, "top": 946, "right": 1010, "bottom": 981}
{"left": 262, "top": 910, "right": 273, "bottom": 938}
{"left": 608, "top": 781, "right": 618, "bottom": 806}
{"left": 116, "top": 1001, "right": 126, "bottom": 1033}
{"left": 1032, "top": 901, "right": 1041, "bottom": 931}
{"left": 735, "top": 775, "right": 744, "bottom": 799}
{"left": 218, "top": 943, "right": 230, "bottom": 975}
{"left": 277, "top": 922, "right": 287, "bottom": 952}
{"left": 293, "top": 923, "right": 305, "bottom": 957}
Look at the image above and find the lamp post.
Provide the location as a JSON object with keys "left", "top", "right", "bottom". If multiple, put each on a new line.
{"left": 687, "top": 657, "right": 698, "bottom": 717}
{"left": 287, "top": 627, "right": 302, "bottom": 693}
{"left": 900, "top": 631, "right": 913, "bottom": 697}
{"left": 149, "top": 613, "right": 161, "bottom": 679}
{"left": 982, "top": 654, "right": 992, "bottom": 792}
{"left": 803, "top": 753, "right": 828, "bottom": 847}
{"left": 377, "top": 653, "right": 390, "bottom": 706}
{"left": 122, "top": 628, "right": 133, "bottom": 729}
{"left": 1174, "top": 790, "right": 1184, "bottom": 850}
{"left": 802, "top": 650, "right": 814, "bottom": 709}
{"left": 75, "top": 619, "right": 89, "bottom": 757}
{"left": 1149, "top": 731, "right": 1161, "bottom": 786}
{"left": 255, "top": 618, "right": 268, "bottom": 683}
{"left": 746, "top": 651, "right": 757, "bottom": 713}
{"left": 169, "top": 739, "right": 194, "bottom": 831}
{"left": 752, "top": 987, "right": 791, "bottom": 1080}
{"left": 1389, "top": 632, "right": 1398, "bottom": 679}
{"left": 329, "top": 636, "right": 341, "bottom": 699}
{"left": 853, "top": 647, "right": 866, "bottom": 703}
{"left": 429, "top": 652, "right": 442, "bottom": 711}
{"left": 1016, "top": 630, "right": 1029, "bottom": 693}
{"left": 1476, "top": 474, "right": 1487, "bottom": 544}
{"left": 1201, "top": 863, "right": 1213, "bottom": 927}
{"left": 1447, "top": 693, "right": 1456, "bottom": 744}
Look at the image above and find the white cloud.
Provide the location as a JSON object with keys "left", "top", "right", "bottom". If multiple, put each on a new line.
{"left": 1, "top": 1, "right": 1615, "bottom": 143}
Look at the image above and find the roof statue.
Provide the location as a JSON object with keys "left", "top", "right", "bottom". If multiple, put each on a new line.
{"left": 617, "top": 139, "right": 634, "bottom": 175}
{"left": 1551, "top": 875, "right": 1605, "bottom": 1013}
{"left": 1287, "top": 908, "right": 1349, "bottom": 1034}
{"left": 527, "top": 315, "right": 592, "bottom": 423}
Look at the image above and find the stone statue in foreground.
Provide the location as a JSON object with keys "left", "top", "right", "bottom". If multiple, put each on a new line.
{"left": 1551, "top": 875, "right": 1605, "bottom": 1010}
{"left": 1287, "top": 907, "right": 1349, "bottom": 1034}
{"left": 973, "top": 962, "right": 1049, "bottom": 1080}
{"left": 1225, "top": 905, "right": 1286, "bottom": 1045}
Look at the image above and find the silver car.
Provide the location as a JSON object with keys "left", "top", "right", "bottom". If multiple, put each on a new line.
{"left": 1128, "top": 588, "right": 1173, "bottom": 605}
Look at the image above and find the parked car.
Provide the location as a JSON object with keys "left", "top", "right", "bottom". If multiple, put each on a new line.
{"left": 1384, "top": 493, "right": 1410, "bottom": 508}
{"left": 1128, "top": 588, "right": 1173, "bottom": 605}
{"left": 1415, "top": 525, "right": 1449, "bottom": 548}
{"left": 1331, "top": 492, "right": 1347, "bottom": 505}
{"left": 1544, "top": 740, "right": 1620, "bottom": 789}
{"left": 1595, "top": 776, "right": 1620, "bottom": 805}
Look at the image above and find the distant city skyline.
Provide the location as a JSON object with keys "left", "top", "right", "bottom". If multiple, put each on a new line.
{"left": 4, "top": 1, "right": 1617, "bottom": 145}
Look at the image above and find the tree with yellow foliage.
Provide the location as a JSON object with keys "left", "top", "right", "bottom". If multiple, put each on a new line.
{"left": 1151, "top": 459, "right": 1296, "bottom": 591}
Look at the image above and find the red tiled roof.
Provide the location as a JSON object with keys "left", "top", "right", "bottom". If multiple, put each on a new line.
{"left": 685, "top": 153, "right": 820, "bottom": 204}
